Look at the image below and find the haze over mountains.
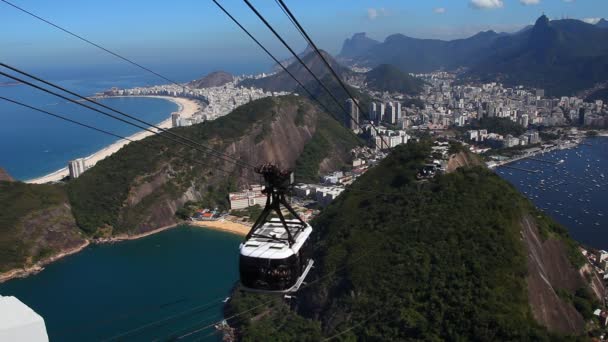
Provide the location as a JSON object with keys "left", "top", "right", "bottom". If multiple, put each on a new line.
{"left": 338, "top": 15, "right": 608, "bottom": 98}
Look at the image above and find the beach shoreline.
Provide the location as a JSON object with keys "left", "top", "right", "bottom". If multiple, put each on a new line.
{"left": 26, "top": 96, "right": 201, "bottom": 184}
{"left": 188, "top": 219, "right": 249, "bottom": 236}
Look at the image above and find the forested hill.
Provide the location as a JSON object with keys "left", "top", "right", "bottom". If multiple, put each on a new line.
{"left": 66, "top": 95, "right": 359, "bottom": 237}
{"left": 229, "top": 142, "right": 603, "bottom": 340}
{"left": 365, "top": 64, "right": 425, "bottom": 94}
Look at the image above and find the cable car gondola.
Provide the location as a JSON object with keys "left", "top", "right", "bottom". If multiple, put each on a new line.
{"left": 239, "top": 164, "right": 314, "bottom": 294}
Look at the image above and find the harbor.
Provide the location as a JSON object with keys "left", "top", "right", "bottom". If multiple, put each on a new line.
{"left": 497, "top": 136, "right": 608, "bottom": 249}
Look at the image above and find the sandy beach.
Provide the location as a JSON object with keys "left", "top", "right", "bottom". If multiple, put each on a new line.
{"left": 189, "top": 219, "right": 250, "bottom": 236}
{"left": 26, "top": 96, "right": 200, "bottom": 184}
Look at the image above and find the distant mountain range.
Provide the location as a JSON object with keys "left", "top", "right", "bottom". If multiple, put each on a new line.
{"left": 239, "top": 50, "right": 355, "bottom": 93}
{"left": 241, "top": 49, "right": 424, "bottom": 96}
{"left": 339, "top": 16, "right": 608, "bottom": 97}
{"left": 338, "top": 30, "right": 507, "bottom": 73}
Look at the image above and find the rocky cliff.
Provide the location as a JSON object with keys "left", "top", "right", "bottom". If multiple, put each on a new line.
{"left": 0, "top": 182, "right": 85, "bottom": 278}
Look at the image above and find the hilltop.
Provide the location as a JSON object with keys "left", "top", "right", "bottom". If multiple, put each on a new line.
{"left": 338, "top": 32, "right": 380, "bottom": 60}
{"left": 228, "top": 143, "right": 602, "bottom": 340}
{"left": 188, "top": 71, "right": 233, "bottom": 88}
{"left": 364, "top": 64, "right": 425, "bottom": 94}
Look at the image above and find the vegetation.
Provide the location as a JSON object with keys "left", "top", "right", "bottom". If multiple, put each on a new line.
{"left": 0, "top": 182, "right": 70, "bottom": 271}
{"left": 365, "top": 64, "right": 425, "bottom": 94}
{"left": 67, "top": 97, "right": 282, "bottom": 235}
{"left": 231, "top": 143, "right": 591, "bottom": 340}
{"left": 295, "top": 113, "right": 361, "bottom": 183}
{"left": 67, "top": 95, "right": 357, "bottom": 236}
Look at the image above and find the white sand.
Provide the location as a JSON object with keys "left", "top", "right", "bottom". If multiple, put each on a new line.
{"left": 26, "top": 96, "right": 200, "bottom": 184}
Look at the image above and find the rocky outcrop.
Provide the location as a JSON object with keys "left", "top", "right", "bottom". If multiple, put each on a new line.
{"left": 521, "top": 215, "right": 602, "bottom": 334}
{"left": 0, "top": 203, "right": 87, "bottom": 281}
{"left": 0, "top": 167, "right": 13, "bottom": 182}
{"left": 446, "top": 151, "right": 481, "bottom": 173}
{"left": 189, "top": 71, "right": 233, "bottom": 88}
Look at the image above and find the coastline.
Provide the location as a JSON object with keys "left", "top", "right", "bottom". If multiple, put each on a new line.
{"left": 0, "top": 220, "right": 247, "bottom": 283}
{"left": 26, "top": 96, "right": 201, "bottom": 184}
{"left": 490, "top": 133, "right": 605, "bottom": 169}
{"left": 0, "top": 240, "right": 90, "bottom": 284}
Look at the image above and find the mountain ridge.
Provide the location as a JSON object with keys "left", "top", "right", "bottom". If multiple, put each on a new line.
{"left": 339, "top": 16, "right": 608, "bottom": 97}
{"left": 239, "top": 50, "right": 354, "bottom": 93}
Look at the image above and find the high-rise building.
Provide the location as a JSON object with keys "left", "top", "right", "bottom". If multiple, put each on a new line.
{"left": 519, "top": 114, "right": 529, "bottom": 128}
{"left": 171, "top": 112, "right": 181, "bottom": 128}
{"left": 369, "top": 102, "right": 377, "bottom": 122}
{"left": 68, "top": 158, "right": 86, "bottom": 179}
{"left": 378, "top": 103, "right": 385, "bottom": 122}
{"left": 535, "top": 88, "right": 545, "bottom": 99}
{"left": 395, "top": 102, "right": 402, "bottom": 120}
{"left": 385, "top": 102, "right": 397, "bottom": 124}
{"left": 345, "top": 99, "right": 359, "bottom": 131}
{"left": 579, "top": 108, "right": 586, "bottom": 126}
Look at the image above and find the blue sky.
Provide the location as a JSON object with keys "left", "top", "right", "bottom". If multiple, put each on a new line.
{"left": 1, "top": 0, "right": 607, "bottom": 76}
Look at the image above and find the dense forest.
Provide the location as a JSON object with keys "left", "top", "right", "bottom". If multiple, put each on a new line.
{"left": 228, "top": 142, "right": 593, "bottom": 340}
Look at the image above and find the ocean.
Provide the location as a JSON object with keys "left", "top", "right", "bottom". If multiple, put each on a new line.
{"left": 0, "top": 62, "right": 270, "bottom": 181}
{"left": 0, "top": 72, "right": 178, "bottom": 180}
{"left": 0, "top": 226, "right": 242, "bottom": 342}
{"left": 497, "top": 136, "right": 608, "bottom": 249}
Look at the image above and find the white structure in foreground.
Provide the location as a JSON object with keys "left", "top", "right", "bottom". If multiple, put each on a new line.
{"left": 0, "top": 295, "right": 49, "bottom": 341}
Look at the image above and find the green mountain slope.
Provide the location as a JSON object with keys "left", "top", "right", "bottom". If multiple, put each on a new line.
{"left": 365, "top": 64, "right": 425, "bottom": 94}
{"left": 229, "top": 143, "right": 599, "bottom": 340}
{"left": 67, "top": 96, "right": 359, "bottom": 236}
{"left": 0, "top": 181, "right": 84, "bottom": 273}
